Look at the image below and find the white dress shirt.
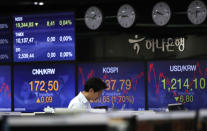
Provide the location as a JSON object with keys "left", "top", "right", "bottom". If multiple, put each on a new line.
{"left": 68, "top": 92, "right": 91, "bottom": 110}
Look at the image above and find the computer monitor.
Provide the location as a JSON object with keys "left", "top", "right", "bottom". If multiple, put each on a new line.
{"left": 148, "top": 60, "right": 207, "bottom": 111}
{"left": 0, "top": 17, "right": 11, "bottom": 62}
{"left": 78, "top": 61, "right": 145, "bottom": 110}
{"left": 14, "top": 63, "right": 75, "bottom": 112}
{"left": 0, "top": 66, "right": 11, "bottom": 112}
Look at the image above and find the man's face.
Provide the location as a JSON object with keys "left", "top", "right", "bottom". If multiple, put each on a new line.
{"left": 89, "top": 89, "right": 103, "bottom": 102}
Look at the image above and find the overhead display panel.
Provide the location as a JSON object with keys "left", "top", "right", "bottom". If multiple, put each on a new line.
{"left": 148, "top": 60, "right": 207, "bottom": 111}
{"left": 13, "top": 12, "right": 75, "bottom": 62}
{"left": 14, "top": 63, "right": 75, "bottom": 112}
{"left": 78, "top": 62, "right": 145, "bottom": 110}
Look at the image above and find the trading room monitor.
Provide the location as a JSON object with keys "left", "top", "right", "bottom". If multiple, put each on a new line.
{"left": 0, "top": 66, "right": 11, "bottom": 111}
{"left": 13, "top": 12, "right": 75, "bottom": 62}
{"left": 14, "top": 63, "right": 75, "bottom": 112}
{"left": 0, "top": 17, "right": 11, "bottom": 62}
{"left": 78, "top": 61, "right": 145, "bottom": 110}
{"left": 168, "top": 103, "right": 185, "bottom": 111}
{"left": 148, "top": 60, "right": 207, "bottom": 111}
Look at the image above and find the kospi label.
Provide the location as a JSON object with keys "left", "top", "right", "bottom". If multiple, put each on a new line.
{"left": 102, "top": 67, "right": 118, "bottom": 74}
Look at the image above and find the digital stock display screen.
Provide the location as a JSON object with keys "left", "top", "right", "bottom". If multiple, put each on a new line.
{"left": 13, "top": 12, "right": 75, "bottom": 62}
{"left": 148, "top": 60, "right": 207, "bottom": 111}
{"left": 14, "top": 63, "right": 75, "bottom": 112}
{"left": 0, "top": 17, "right": 11, "bottom": 62}
{"left": 78, "top": 62, "right": 145, "bottom": 110}
{"left": 0, "top": 66, "right": 11, "bottom": 111}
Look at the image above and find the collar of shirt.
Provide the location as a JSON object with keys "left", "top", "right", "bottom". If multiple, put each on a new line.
{"left": 78, "top": 92, "right": 89, "bottom": 104}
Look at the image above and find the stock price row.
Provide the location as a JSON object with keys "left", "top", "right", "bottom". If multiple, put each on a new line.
{"left": 17, "top": 51, "right": 72, "bottom": 59}
{"left": 15, "top": 20, "right": 73, "bottom": 28}
{"left": 15, "top": 35, "right": 73, "bottom": 44}
{"left": 94, "top": 95, "right": 134, "bottom": 105}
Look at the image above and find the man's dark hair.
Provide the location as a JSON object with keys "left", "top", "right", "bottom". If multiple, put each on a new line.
{"left": 84, "top": 77, "right": 107, "bottom": 92}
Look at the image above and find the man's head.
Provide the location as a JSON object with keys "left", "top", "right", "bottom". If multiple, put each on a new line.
{"left": 84, "top": 77, "right": 107, "bottom": 102}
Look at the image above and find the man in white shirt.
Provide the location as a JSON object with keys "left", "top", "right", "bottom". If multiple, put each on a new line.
{"left": 68, "top": 77, "right": 107, "bottom": 110}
